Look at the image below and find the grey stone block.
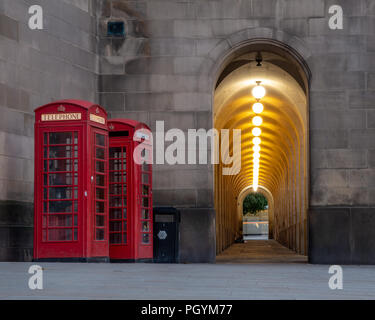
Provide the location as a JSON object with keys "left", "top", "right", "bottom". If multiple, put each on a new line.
{"left": 125, "top": 92, "right": 174, "bottom": 111}
{"left": 310, "top": 186, "right": 368, "bottom": 206}
{"left": 325, "top": 0, "right": 367, "bottom": 17}
{"left": 179, "top": 208, "right": 216, "bottom": 263}
{"left": 173, "top": 93, "right": 211, "bottom": 111}
{"left": 174, "top": 20, "right": 213, "bottom": 38}
{"left": 196, "top": 188, "right": 214, "bottom": 207}
{"left": 281, "top": 19, "right": 309, "bottom": 37}
{"left": 0, "top": 13, "right": 18, "bottom": 41}
{"left": 311, "top": 169, "right": 348, "bottom": 188}
{"left": 109, "top": 111, "right": 149, "bottom": 124}
{"left": 211, "top": 19, "right": 258, "bottom": 37}
{"left": 146, "top": 1, "right": 195, "bottom": 20}
{"left": 309, "top": 208, "right": 351, "bottom": 264}
{"left": 174, "top": 57, "right": 213, "bottom": 75}
{"left": 99, "top": 92, "right": 125, "bottom": 112}
{"left": 367, "top": 73, "right": 375, "bottom": 90}
{"left": 125, "top": 57, "right": 174, "bottom": 75}
{"left": 310, "top": 130, "right": 348, "bottom": 149}
{"left": 349, "top": 91, "right": 375, "bottom": 108}
{"left": 351, "top": 208, "right": 375, "bottom": 264}
{"left": 311, "top": 149, "right": 367, "bottom": 169}
{"left": 149, "top": 38, "right": 195, "bottom": 57}
{"left": 368, "top": 150, "right": 375, "bottom": 167}
{"left": 310, "top": 110, "right": 366, "bottom": 130}
{"left": 284, "top": 0, "right": 325, "bottom": 18}
{"left": 308, "top": 54, "right": 349, "bottom": 72}
{"left": 149, "top": 111, "right": 195, "bottom": 131}
{"left": 368, "top": 110, "right": 375, "bottom": 128}
{"left": 349, "top": 169, "right": 375, "bottom": 188}
{"left": 311, "top": 71, "right": 365, "bottom": 91}
{"left": 349, "top": 129, "right": 375, "bottom": 149}
{"left": 310, "top": 91, "right": 347, "bottom": 110}
{"left": 141, "top": 20, "right": 174, "bottom": 38}
{"left": 305, "top": 35, "right": 366, "bottom": 54}
{"left": 153, "top": 189, "right": 197, "bottom": 207}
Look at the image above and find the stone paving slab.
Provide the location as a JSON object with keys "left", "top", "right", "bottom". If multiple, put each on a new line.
{"left": 1, "top": 261, "right": 375, "bottom": 300}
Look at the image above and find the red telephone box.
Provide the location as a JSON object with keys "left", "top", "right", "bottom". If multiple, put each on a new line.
{"left": 108, "top": 119, "right": 153, "bottom": 261}
{"left": 34, "top": 100, "right": 109, "bottom": 262}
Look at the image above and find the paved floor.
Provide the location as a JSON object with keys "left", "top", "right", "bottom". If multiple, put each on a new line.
{"left": 216, "top": 240, "right": 308, "bottom": 264}
{"left": 1, "top": 241, "right": 375, "bottom": 300}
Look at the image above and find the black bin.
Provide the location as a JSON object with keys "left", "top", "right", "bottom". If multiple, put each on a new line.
{"left": 153, "top": 207, "right": 180, "bottom": 263}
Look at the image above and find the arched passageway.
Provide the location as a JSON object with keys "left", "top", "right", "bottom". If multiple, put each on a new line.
{"left": 214, "top": 41, "right": 310, "bottom": 256}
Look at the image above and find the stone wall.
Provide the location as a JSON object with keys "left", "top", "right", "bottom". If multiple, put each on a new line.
{"left": 1, "top": 0, "right": 375, "bottom": 263}
{"left": 0, "top": 0, "right": 98, "bottom": 261}
{"left": 96, "top": 0, "right": 375, "bottom": 263}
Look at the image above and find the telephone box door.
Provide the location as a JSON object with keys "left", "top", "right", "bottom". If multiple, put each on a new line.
{"left": 109, "top": 141, "right": 132, "bottom": 260}
{"left": 36, "top": 127, "right": 83, "bottom": 258}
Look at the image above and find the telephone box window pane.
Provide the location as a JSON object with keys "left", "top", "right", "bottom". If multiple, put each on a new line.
{"left": 48, "top": 215, "right": 72, "bottom": 227}
{"left": 123, "top": 233, "right": 127, "bottom": 244}
{"left": 123, "top": 197, "right": 127, "bottom": 206}
{"left": 42, "top": 215, "right": 47, "bottom": 227}
{"left": 142, "top": 163, "right": 150, "bottom": 172}
{"left": 96, "top": 229, "right": 105, "bottom": 240}
{"left": 49, "top": 173, "right": 78, "bottom": 186}
{"left": 74, "top": 215, "right": 78, "bottom": 226}
{"left": 96, "top": 134, "right": 105, "bottom": 147}
{"left": 96, "top": 175, "right": 105, "bottom": 186}
{"left": 142, "top": 234, "right": 150, "bottom": 244}
{"left": 44, "top": 147, "right": 48, "bottom": 158}
{"left": 142, "top": 173, "right": 149, "bottom": 184}
{"left": 96, "top": 188, "right": 105, "bottom": 200}
{"left": 110, "top": 233, "right": 121, "bottom": 244}
{"left": 96, "top": 148, "right": 105, "bottom": 160}
{"left": 123, "top": 221, "right": 127, "bottom": 232}
{"left": 42, "top": 230, "right": 47, "bottom": 241}
{"left": 44, "top": 174, "right": 48, "bottom": 186}
{"left": 43, "top": 202, "right": 48, "bottom": 213}
{"left": 74, "top": 132, "right": 78, "bottom": 144}
{"left": 49, "top": 201, "right": 73, "bottom": 213}
{"left": 110, "top": 197, "right": 122, "bottom": 207}
{"left": 49, "top": 187, "right": 74, "bottom": 200}
{"left": 44, "top": 133, "right": 48, "bottom": 145}
{"left": 49, "top": 229, "right": 72, "bottom": 241}
{"left": 43, "top": 188, "right": 48, "bottom": 200}
{"left": 110, "top": 184, "right": 121, "bottom": 195}
{"left": 49, "top": 132, "right": 72, "bottom": 145}
{"left": 96, "top": 161, "right": 105, "bottom": 173}
{"left": 109, "top": 147, "right": 122, "bottom": 158}
{"left": 48, "top": 159, "right": 77, "bottom": 172}
{"left": 96, "top": 215, "right": 105, "bottom": 227}
{"left": 74, "top": 229, "right": 78, "bottom": 241}
{"left": 142, "top": 209, "right": 149, "bottom": 220}
{"left": 110, "top": 208, "right": 121, "bottom": 220}
{"left": 49, "top": 146, "right": 72, "bottom": 158}
{"left": 74, "top": 201, "right": 78, "bottom": 212}
{"left": 110, "top": 171, "right": 122, "bottom": 183}
{"left": 110, "top": 221, "right": 122, "bottom": 232}
{"left": 96, "top": 201, "right": 105, "bottom": 213}
{"left": 123, "top": 208, "right": 127, "bottom": 219}
{"left": 109, "top": 159, "right": 121, "bottom": 171}
{"left": 142, "top": 185, "right": 149, "bottom": 195}
{"left": 44, "top": 160, "right": 47, "bottom": 171}
{"left": 142, "top": 197, "right": 149, "bottom": 207}
{"left": 141, "top": 221, "right": 150, "bottom": 232}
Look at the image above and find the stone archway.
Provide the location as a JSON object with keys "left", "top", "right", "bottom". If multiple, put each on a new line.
{"left": 210, "top": 31, "right": 311, "bottom": 257}
{"left": 237, "top": 185, "right": 275, "bottom": 239}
